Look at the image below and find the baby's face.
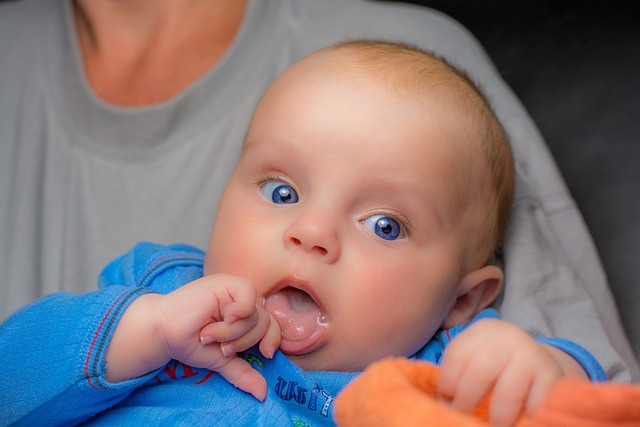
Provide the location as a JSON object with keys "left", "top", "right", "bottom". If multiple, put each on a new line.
{"left": 205, "top": 52, "right": 478, "bottom": 371}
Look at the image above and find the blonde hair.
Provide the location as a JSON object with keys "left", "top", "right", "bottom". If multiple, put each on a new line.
{"left": 323, "top": 40, "right": 515, "bottom": 267}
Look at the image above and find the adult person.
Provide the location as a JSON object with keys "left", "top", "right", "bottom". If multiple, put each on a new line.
{"left": 0, "top": 0, "right": 637, "bottom": 382}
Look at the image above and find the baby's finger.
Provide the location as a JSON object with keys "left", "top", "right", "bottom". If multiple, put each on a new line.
{"left": 442, "top": 350, "right": 506, "bottom": 413}
{"left": 216, "top": 356, "right": 268, "bottom": 401}
{"left": 437, "top": 324, "right": 487, "bottom": 401}
{"left": 437, "top": 350, "right": 465, "bottom": 401}
{"left": 488, "top": 361, "right": 532, "bottom": 427}
{"left": 525, "top": 366, "right": 561, "bottom": 416}
{"left": 200, "top": 310, "right": 260, "bottom": 344}
{"left": 216, "top": 276, "right": 259, "bottom": 323}
{"left": 258, "top": 312, "right": 281, "bottom": 359}
{"left": 213, "top": 307, "right": 273, "bottom": 356}
{"left": 448, "top": 364, "right": 497, "bottom": 413}
{"left": 437, "top": 333, "right": 485, "bottom": 404}
{"left": 205, "top": 307, "right": 279, "bottom": 357}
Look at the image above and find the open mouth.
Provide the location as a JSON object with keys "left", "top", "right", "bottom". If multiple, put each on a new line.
{"left": 264, "top": 286, "right": 328, "bottom": 356}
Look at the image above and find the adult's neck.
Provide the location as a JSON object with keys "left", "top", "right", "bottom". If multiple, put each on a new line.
{"left": 73, "top": 0, "right": 247, "bottom": 106}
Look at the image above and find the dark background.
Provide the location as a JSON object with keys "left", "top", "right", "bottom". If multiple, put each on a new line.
{"left": 387, "top": 0, "right": 640, "bottom": 359}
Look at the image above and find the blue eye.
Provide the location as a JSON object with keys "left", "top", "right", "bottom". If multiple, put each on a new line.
{"left": 259, "top": 181, "right": 299, "bottom": 204}
{"left": 363, "top": 215, "right": 405, "bottom": 241}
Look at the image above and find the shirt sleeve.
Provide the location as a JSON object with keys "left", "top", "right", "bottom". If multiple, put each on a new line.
{"left": 98, "top": 241, "right": 205, "bottom": 293}
{"left": 537, "top": 337, "right": 607, "bottom": 381}
{"left": 0, "top": 242, "right": 205, "bottom": 425}
{"left": 0, "top": 286, "right": 158, "bottom": 426}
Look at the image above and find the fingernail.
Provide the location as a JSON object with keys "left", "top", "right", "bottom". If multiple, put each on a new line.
{"left": 221, "top": 343, "right": 237, "bottom": 357}
{"left": 262, "top": 345, "right": 275, "bottom": 359}
{"left": 200, "top": 335, "right": 216, "bottom": 345}
{"left": 268, "top": 345, "right": 277, "bottom": 359}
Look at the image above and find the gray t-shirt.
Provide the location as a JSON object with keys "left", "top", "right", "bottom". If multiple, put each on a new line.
{"left": 0, "top": 0, "right": 637, "bottom": 380}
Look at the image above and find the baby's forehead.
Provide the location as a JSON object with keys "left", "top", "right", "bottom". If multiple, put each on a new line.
{"left": 292, "top": 47, "right": 475, "bottom": 107}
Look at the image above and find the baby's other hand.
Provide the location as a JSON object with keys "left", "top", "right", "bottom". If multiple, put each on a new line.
{"left": 155, "top": 275, "right": 280, "bottom": 401}
{"left": 437, "top": 319, "right": 566, "bottom": 427}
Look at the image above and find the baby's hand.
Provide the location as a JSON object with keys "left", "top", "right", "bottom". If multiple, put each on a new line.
{"left": 437, "top": 319, "right": 571, "bottom": 427}
{"left": 154, "top": 275, "right": 281, "bottom": 401}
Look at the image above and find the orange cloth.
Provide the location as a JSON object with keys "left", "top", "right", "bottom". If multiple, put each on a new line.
{"left": 334, "top": 358, "right": 640, "bottom": 427}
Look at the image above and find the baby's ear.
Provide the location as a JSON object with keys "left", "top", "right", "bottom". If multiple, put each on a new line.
{"left": 441, "top": 265, "right": 503, "bottom": 329}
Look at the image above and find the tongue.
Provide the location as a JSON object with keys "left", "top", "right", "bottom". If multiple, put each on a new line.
{"left": 265, "top": 287, "right": 328, "bottom": 355}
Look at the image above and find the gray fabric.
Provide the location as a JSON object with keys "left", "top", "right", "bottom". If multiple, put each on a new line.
{"left": 0, "top": 0, "right": 637, "bottom": 381}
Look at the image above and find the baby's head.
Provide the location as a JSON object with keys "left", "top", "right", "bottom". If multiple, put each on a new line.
{"left": 205, "top": 40, "right": 514, "bottom": 371}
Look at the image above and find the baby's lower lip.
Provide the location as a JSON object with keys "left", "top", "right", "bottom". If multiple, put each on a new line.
{"left": 264, "top": 286, "right": 329, "bottom": 356}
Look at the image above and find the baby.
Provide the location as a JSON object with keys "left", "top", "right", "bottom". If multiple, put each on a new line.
{"left": 0, "top": 41, "right": 603, "bottom": 427}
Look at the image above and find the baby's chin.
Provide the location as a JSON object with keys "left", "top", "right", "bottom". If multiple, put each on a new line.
{"left": 284, "top": 342, "right": 428, "bottom": 372}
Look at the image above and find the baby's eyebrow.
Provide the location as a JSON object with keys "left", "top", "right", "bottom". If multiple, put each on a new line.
{"left": 239, "top": 135, "right": 271, "bottom": 160}
{"left": 372, "top": 183, "right": 444, "bottom": 232}
{"left": 241, "top": 134, "right": 280, "bottom": 154}
{"left": 240, "top": 137, "right": 256, "bottom": 154}
{"left": 415, "top": 196, "right": 443, "bottom": 232}
{"left": 418, "top": 181, "right": 448, "bottom": 227}
{"left": 405, "top": 184, "right": 445, "bottom": 231}
{"left": 425, "top": 200, "right": 443, "bottom": 230}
